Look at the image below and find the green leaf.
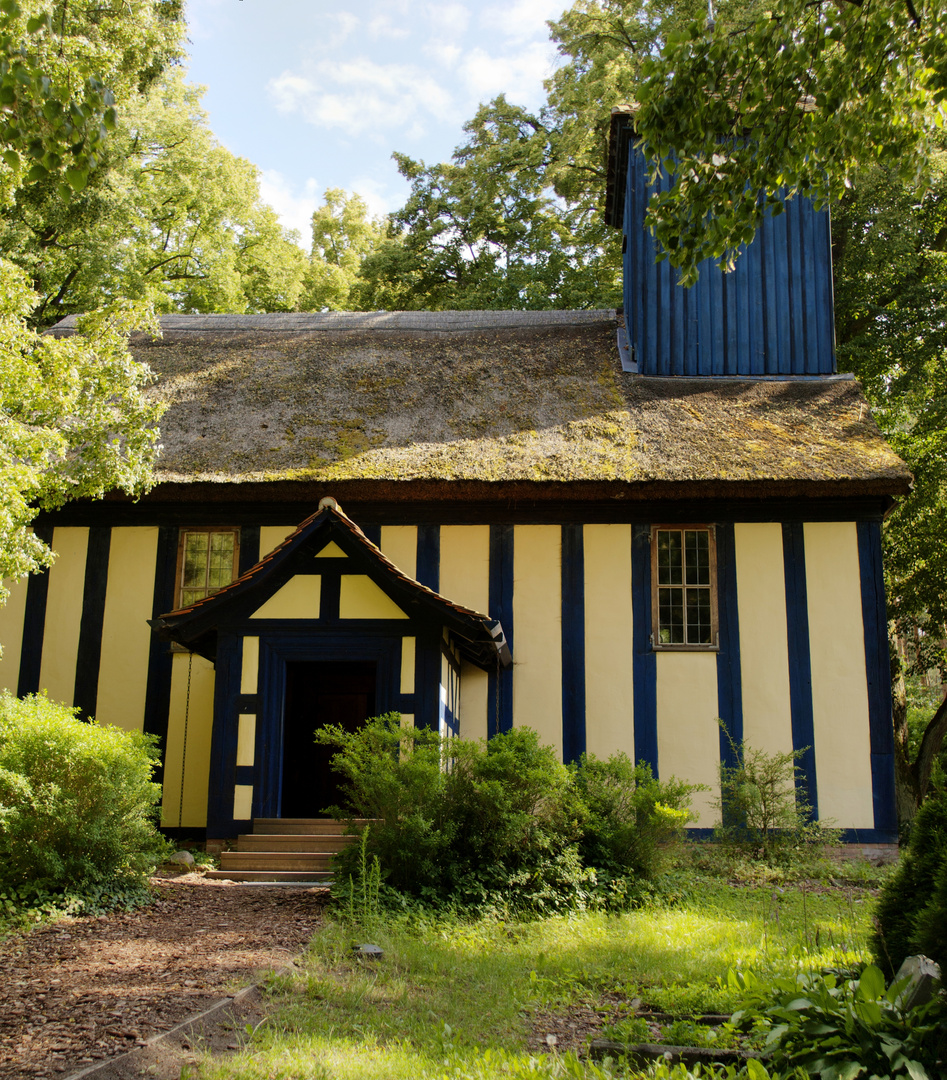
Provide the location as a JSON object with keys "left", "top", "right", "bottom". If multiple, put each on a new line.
{"left": 24, "top": 163, "right": 47, "bottom": 182}
{"left": 63, "top": 167, "right": 87, "bottom": 192}
{"left": 2, "top": 148, "right": 18, "bottom": 168}
{"left": 856, "top": 965, "right": 885, "bottom": 1001}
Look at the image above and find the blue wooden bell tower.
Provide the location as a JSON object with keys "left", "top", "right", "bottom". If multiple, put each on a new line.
{"left": 605, "top": 109, "right": 836, "bottom": 377}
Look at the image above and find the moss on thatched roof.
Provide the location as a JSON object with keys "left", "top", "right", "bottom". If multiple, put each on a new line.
{"left": 52, "top": 311, "right": 911, "bottom": 494}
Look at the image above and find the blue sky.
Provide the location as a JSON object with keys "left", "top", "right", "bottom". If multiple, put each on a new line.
{"left": 184, "top": 0, "right": 571, "bottom": 245}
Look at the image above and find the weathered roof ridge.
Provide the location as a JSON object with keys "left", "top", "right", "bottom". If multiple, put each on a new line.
{"left": 51, "top": 309, "right": 617, "bottom": 334}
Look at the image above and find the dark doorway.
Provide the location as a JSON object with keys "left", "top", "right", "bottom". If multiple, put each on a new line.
{"left": 281, "top": 660, "right": 377, "bottom": 818}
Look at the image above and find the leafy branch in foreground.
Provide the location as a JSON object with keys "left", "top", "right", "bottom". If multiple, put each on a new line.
{"left": 635, "top": 0, "right": 947, "bottom": 284}
{"left": 0, "top": 271, "right": 162, "bottom": 597}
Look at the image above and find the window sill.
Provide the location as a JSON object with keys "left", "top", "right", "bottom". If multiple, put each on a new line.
{"left": 652, "top": 644, "right": 719, "bottom": 653}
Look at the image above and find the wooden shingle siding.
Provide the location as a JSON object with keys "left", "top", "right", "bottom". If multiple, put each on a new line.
{"left": 623, "top": 150, "right": 836, "bottom": 377}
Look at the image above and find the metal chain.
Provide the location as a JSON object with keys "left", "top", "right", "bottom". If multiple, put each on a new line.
{"left": 178, "top": 651, "right": 193, "bottom": 828}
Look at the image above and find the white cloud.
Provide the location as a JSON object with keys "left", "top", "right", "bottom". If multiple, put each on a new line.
{"left": 320, "top": 11, "right": 361, "bottom": 49}
{"left": 423, "top": 40, "right": 462, "bottom": 67}
{"left": 458, "top": 41, "right": 556, "bottom": 105}
{"left": 258, "top": 171, "right": 323, "bottom": 249}
{"left": 424, "top": 2, "right": 470, "bottom": 36}
{"left": 479, "top": 0, "right": 566, "bottom": 43}
{"left": 267, "top": 57, "right": 456, "bottom": 136}
{"left": 368, "top": 14, "right": 411, "bottom": 39}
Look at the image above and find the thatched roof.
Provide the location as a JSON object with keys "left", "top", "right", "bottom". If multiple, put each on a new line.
{"left": 52, "top": 311, "right": 911, "bottom": 499}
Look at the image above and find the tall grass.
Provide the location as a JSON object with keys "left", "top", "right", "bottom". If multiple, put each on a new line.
{"left": 192, "top": 867, "right": 882, "bottom": 1080}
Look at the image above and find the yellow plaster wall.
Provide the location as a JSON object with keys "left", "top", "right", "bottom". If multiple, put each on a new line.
{"left": 96, "top": 528, "right": 159, "bottom": 731}
{"left": 233, "top": 785, "right": 253, "bottom": 821}
{"left": 440, "top": 526, "right": 491, "bottom": 741}
{"left": 236, "top": 713, "right": 256, "bottom": 767}
{"left": 251, "top": 575, "right": 321, "bottom": 619}
{"left": 512, "top": 525, "right": 561, "bottom": 756}
{"left": 656, "top": 651, "right": 719, "bottom": 825}
{"left": 400, "top": 637, "right": 415, "bottom": 693}
{"left": 583, "top": 525, "right": 634, "bottom": 759}
{"left": 460, "top": 663, "right": 489, "bottom": 743}
{"left": 380, "top": 526, "right": 417, "bottom": 580}
{"left": 161, "top": 651, "right": 215, "bottom": 828}
{"left": 259, "top": 526, "right": 296, "bottom": 559}
{"left": 37, "top": 528, "right": 89, "bottom": 705}
{"left": 440, "top": 526, "right": 490, "bottom": 613}
{"left": 315, "top": 541, "right": 346, "bottom": 558}
{"left": 241, "top": 637, "right": 259, "bottom": 694}
{"left": 804, "top": 522, "right": 874, "bottom": 828}
{"left": 339, "top": 576, "right": 408, "bottom": 619}
{"left": 734, "top": 523, "right": 794, "bottom": 756}
{"left": 0, "top": 577, "right": 28, "bottom": 692}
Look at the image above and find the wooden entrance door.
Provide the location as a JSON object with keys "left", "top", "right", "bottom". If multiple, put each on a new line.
{"left": 281, "top": 660, "right": 377, "bottom": 818}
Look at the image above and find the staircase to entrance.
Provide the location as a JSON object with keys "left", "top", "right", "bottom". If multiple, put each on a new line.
{"left": 206, "top": 819, "right": 363, "bottom": 884}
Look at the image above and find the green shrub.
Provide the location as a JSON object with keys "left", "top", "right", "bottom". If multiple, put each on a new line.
{"left": 319, "top": 716, "right": 698, "bottom": 914}
{"left": 873, "top": 788, "right": 947, "bottom": 976}
{"left": 320, "top": 715, "right": 591, "bottom": 912}
{"left": 714, "top": 728, "right": 838, "bottom": 865}
{"left": 0, "top": 692, "right": 169, "bottom": 899}
{"left": 730, "top": 965, "right": 945, "bottom": 1080}
{"left": 572, "top": 752, "right": 694, "bottom": 880}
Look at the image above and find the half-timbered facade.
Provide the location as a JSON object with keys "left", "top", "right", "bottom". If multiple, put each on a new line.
{"left": 0, "top": 113, "right": 911, "bottom": 842}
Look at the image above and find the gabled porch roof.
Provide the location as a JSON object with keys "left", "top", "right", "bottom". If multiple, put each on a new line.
{"left": 149, "top": 498, "right": 511, "bottom": 670}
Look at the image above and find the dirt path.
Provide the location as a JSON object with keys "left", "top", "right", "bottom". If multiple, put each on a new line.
{"left": 0, "top": 873, "right": 329, "bottom": 1079}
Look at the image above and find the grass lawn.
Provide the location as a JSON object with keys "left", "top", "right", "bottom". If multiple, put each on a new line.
{"left": 190, "top": 853, "right": 889, "bottom": 1080}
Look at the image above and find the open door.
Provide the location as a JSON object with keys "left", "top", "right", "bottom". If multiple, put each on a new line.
{"left": 281, "top": 660, "right": 377, "bottom": 817}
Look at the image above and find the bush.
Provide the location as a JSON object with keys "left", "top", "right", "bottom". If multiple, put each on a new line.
{"left": 714, "top": 728, "right": 838, "bottom": 865}
{"left": 873, "top": 787, "right": 947, "bottom": 976}
{"left": 0, "top": 692, "right": 169, "bottom": 900}
{"left": 571, "top": 752, "right": 693, "bottom": 879}
{"left": 318, "top": 715, "right": 697, "bottom": 913}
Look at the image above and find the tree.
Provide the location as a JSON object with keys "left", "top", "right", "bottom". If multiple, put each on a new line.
{"left": 0, "top": 0, "right": 182, "bottom": 204}
{"left": 301, "top": 188, "right": 386, "bottom": 311}
{"left": 0, "top": 0, "right": 180, "bottom": 598}
{"left": 634, "top": 0, "right": 947, "bottom": 284}
{"left": 1, "top": 70, "right": 307, "bottom": 323}
{"left": 357, "top": 116, "right": 620, "bottom": 311}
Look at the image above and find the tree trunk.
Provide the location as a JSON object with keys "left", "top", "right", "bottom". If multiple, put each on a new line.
{"left": 890, "top": 635, "right": 947, "bottom": 831}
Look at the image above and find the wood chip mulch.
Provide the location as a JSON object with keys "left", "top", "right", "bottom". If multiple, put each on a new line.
{"left": 0, "top": 872, "right": 329, "bottom": 1079}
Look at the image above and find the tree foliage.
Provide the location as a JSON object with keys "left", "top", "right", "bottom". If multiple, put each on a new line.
{"left": 0, "top": 279, "right": 162, "bottom": 593}
{"left": 635, "top": 0, "right": 947, "bottom": 284}
{"left": 0, "top": 0, "right": 182, "bottom": 593}
{"left": 2, "top": 70, "right": 307, "bottom": 324}
{"left": 0, "top": 0, "right": 182, "bottom": 204}
{"left": 301, "top": 188, "right": 386, "bottom": 312}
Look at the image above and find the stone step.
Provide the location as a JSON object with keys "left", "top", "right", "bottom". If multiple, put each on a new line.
{"left": 236, "top": 833, "right": 355, "bottom": 853}
{"left": 252, "top": 817, "right": 374, "bottom": 835}
{"left": 205, "top": 869, "right": 334, "bottom": 883}
{"left": 219, "top": 851, "right": 335, "bottom": 872}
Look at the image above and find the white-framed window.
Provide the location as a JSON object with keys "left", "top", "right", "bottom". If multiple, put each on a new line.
{"left": 176, "top": 528, "right": 240, "bottom": 609}
{"left": 651, "top": 525, "right": 717, "bottom": 648}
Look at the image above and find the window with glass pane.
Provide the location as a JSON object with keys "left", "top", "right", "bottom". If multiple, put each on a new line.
{"left": 654, "top": 527, "right": 715, "bottom": 646}
{"left": 178, "top": 529, "right": 238, "bottom": 607}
